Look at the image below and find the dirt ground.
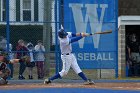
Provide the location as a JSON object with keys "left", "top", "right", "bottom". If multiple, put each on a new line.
{"left": 0, "top": 82, "right": 140, "bottom": 90}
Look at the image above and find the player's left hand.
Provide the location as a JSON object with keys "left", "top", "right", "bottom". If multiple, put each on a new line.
{"left": 21, "top": 56, "right": 31, "bottom": 63}
{"left": 81, "top": 33, "right": 90, "bottom": 37}
{"left": 10, "top": 59, "right": 20, "bottom": 64}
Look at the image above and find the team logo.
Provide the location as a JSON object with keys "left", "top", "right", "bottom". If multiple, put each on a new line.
{"left": 69, "top": 4, "right": 108, "bottom": 48}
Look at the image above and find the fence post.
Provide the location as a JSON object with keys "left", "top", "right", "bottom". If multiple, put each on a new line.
{"left": 43, "top": 0, "right": 52, "bottom": 77}
{"left": 6, "top": 0, "right": 10, "bottom": 52}
{"left": 115, "top": 0, "right": 119, "bottom": 78}
{"left": 55, "top": 0, "right": 59, "bottom": 74}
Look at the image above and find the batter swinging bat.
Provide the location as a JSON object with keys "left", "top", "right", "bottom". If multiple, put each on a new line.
{"left": 89, "top": 30, "right": 112, "bottom": 35}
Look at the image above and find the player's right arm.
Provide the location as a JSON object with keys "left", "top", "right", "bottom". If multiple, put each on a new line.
{"left": 69, "top": 36, "right": 83, "bottom": 43}
{"left": 66, "top": 32, "right": 88, "bottom": 44}
{"left": 60, "top": 36, "right": 83, "bottom": 44}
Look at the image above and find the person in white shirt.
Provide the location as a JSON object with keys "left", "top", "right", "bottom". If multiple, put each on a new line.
{"left": 26, "top": 42, "right": 35, "bottom": 79}
{"left": 34, "top": 40, "right": 45, "bottom": 79}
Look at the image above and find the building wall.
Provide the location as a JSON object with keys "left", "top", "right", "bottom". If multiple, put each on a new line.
{"left": 119, "top": 0, "right": 140, "bottom": 16}
{"left": 9, "top": 0, "right": 16, "bottom": 21}
{"left": 118, "top": 25, "right": 126, "bottom": 77}
{"left": 0, "top": 0, "right": 44, "bottom": 22}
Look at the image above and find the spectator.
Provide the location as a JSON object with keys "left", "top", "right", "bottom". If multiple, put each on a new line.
{"left": 127, "top": 34, "right": 140, "bottom": 76}
{"left": 26, "top": 42, "right": 35, "bottom": 79}
{"left": 0, "top": 36, "right": 7, "bottom": 51}
{"left": 16, "top": 39, "right": 29, "bottom": 80}
{"left": 7, "top": 43, "right": 14, "bottom": 79}
{"left": 0, "top": 37, "right": 14, "bottom": 80}
{"left": 35, "top": 40, "right": 45, "bottom": 79}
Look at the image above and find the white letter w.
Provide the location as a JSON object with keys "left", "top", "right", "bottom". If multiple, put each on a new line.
{"left": 69, "top": 4, "right": 108, "bottom": 48}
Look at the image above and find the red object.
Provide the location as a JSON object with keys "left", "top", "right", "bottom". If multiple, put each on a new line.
{"left": 16, "top": 45, "right": 28, "bottom": 59}
{"left": 0, "top": 56, "right": 4, "bottom": 61}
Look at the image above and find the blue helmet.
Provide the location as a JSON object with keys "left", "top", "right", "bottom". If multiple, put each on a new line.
{"left": 27, "top": 42, "right": 34, "bottom": 49}
{"left": 58, "top": 29, "right": 68, "bottom": 38}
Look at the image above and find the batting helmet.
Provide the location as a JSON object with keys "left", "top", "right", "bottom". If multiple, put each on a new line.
{"left": 27, "top": 42, "right": 34, "bottom": 49}
{"left": 58, "top": 29, "right": 68, "bottom": 38}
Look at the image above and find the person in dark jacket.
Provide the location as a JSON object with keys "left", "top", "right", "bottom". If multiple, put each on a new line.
{"left": 127, "top": 34, "right": 140, "bottom": 76}
{"left": 16, "top": 39, "right": 29, "bottom": 80}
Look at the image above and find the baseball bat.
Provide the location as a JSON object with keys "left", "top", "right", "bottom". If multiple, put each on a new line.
{"left": 10, "top": 59, "right": 20, "bottom": 64}
{"left": 89, "top": 30, "right": 112, "bottom": 35}
{"left": 61, "top": 24, "right": 64, "bottom": 29}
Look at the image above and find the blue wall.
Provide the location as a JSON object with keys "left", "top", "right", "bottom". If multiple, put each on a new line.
{"left": 64, "top": 0, "right": 118, "bottom": 69}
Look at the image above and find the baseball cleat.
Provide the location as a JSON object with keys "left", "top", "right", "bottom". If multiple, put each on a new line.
{"left": 84, "top": 79, "right": 95, "bottom": 85}
{"left": 44, "top": 79, "right": 51, "bottom": 84}
{"left": 0, "top": 78, "right": 8, "bottom": 85}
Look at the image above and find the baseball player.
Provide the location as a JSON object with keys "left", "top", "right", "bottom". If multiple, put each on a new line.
{"left": 0, "top": 51, "right": 30, "bottom": 85}
{"left": 0, "top": 52, "right": 11, "bottom": 85}
{"left": 44, "top": 29, "right": 94, "bottom": 85}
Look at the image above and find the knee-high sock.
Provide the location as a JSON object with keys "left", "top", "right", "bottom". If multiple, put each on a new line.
{"left": 78, "top": 72, "right": 88, "bottom": 81}
{"left": 49, "top": 73, "right": 61, "bottom": 81}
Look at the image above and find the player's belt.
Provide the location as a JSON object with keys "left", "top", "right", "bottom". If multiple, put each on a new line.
{"left": 61, "top": 53, "right": 71, "bottom": 55}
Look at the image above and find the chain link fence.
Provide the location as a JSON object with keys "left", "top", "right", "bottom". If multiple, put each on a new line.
{"left": 0, "top": 0, "right": 118, "bottom": 81}
{"left": 0, "top": 0, "right": 61, "bottom": 80}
